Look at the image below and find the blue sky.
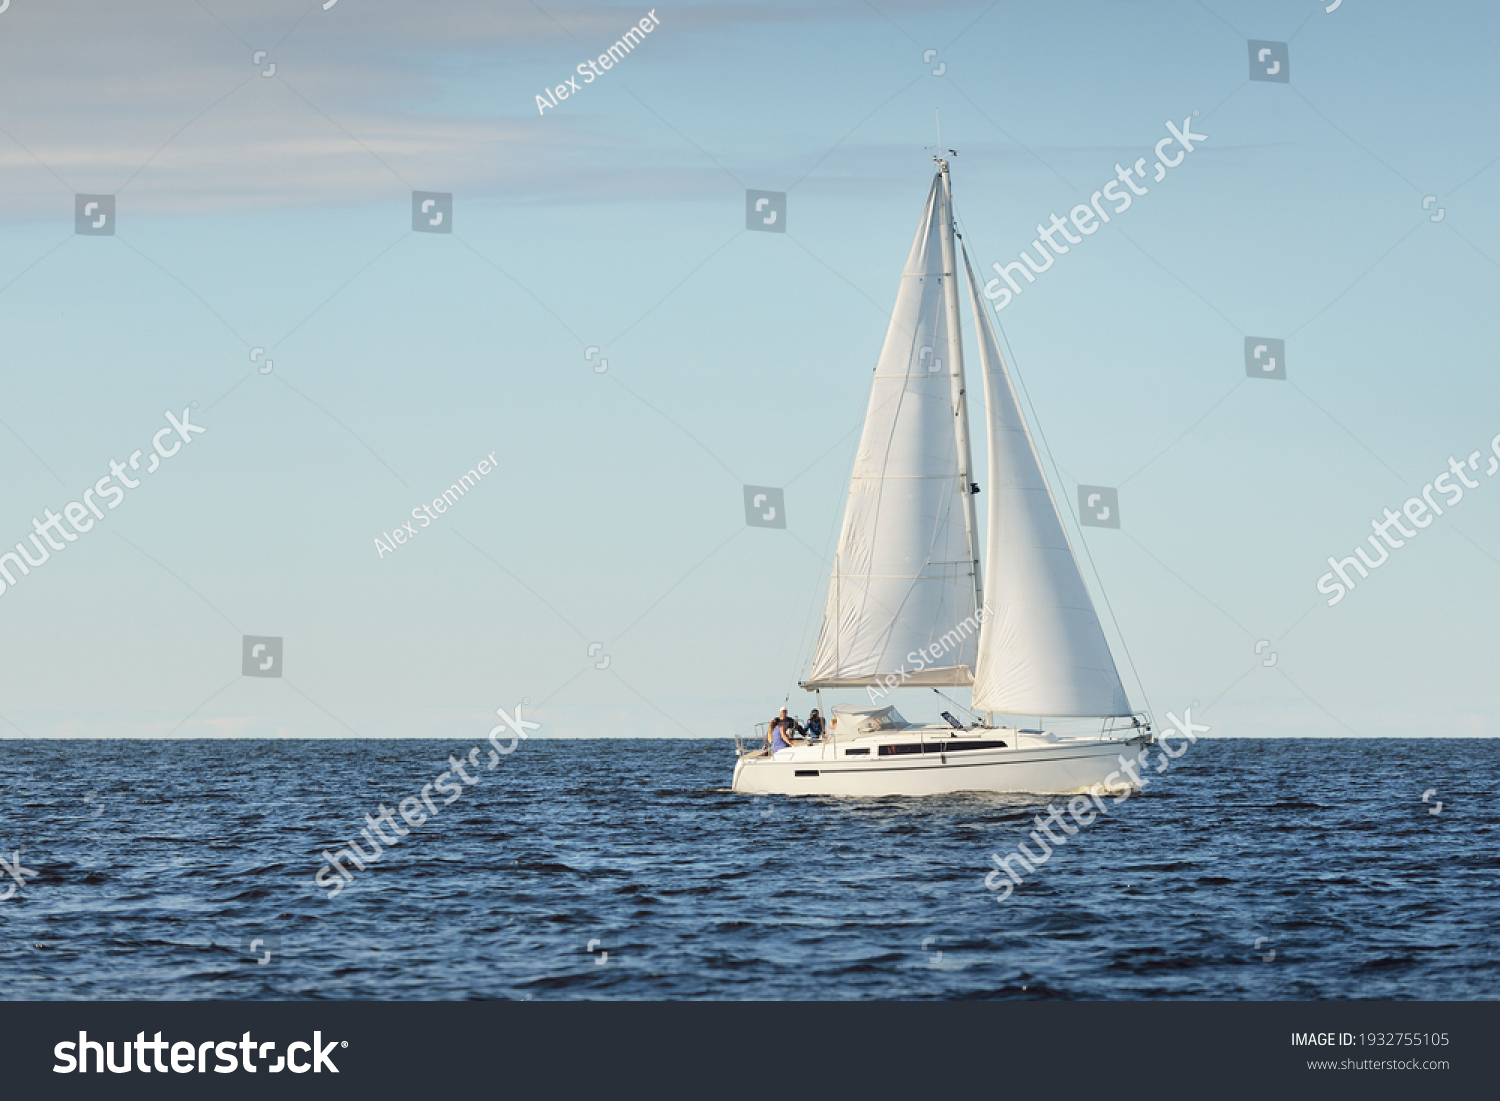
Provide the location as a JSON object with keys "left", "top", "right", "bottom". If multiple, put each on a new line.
{"left": 2, "top": 0, "right": 1498, "bottom": 739}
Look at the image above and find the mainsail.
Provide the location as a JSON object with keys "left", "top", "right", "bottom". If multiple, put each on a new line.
{"left": 959, "top": 241, "right": 1132, "bottom": 717}
{"left": 803, "top": 173, "right": 981, "bottom": 689}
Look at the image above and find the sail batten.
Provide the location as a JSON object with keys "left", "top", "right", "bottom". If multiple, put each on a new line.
{"left": 804, "top": 174, "right": 979, "bottom": 688}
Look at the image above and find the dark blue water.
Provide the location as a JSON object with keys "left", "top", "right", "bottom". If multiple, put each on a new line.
{"left": 1, "top": 738, "right": 1495, "bottom": 999}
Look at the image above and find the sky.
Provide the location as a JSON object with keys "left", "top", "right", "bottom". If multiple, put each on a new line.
{"left": 1, "top": 0, "right": 1498, "bottom": 740}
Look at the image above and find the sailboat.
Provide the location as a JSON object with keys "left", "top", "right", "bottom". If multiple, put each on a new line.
{"left": 732, "top": 153, "right": 1153, "bottom": 798}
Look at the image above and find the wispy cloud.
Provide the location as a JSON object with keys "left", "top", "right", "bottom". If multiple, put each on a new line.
{"left": 0, "top": 0, "right": 988, "bottom": 216}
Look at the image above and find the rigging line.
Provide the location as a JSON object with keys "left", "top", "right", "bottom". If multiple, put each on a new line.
{"left": 931, "top": 687, "right": 982, "bottom": 723}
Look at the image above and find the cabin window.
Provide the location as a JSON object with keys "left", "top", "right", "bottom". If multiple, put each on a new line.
{"left": 876, "top": 740, "right": 1008, "bottom": 756}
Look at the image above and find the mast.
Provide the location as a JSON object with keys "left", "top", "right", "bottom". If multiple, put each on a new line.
{"left": 936, "top": 155, "right": 984, "bottom": 634}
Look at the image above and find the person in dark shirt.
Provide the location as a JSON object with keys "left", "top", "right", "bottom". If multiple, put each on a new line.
{"left": 805, "top": 709, "right": 825, "bottom": 740}
{"left": 777, "top": 708, "right": 804, "bottom": 742}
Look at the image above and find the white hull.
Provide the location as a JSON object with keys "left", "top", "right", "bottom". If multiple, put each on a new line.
{"left": 732, "top": 729, "right": 1150, "bottom": 798}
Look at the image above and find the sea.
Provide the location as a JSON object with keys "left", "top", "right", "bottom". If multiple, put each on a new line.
{"left": 1, "top": 738, "right": 1495, "bottom": 1000}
